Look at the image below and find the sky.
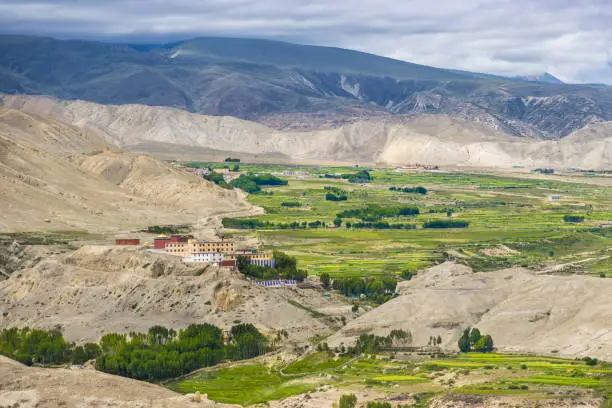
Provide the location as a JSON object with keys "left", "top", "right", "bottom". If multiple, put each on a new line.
{"left": 1, "top": 0, "right": 611, "bottom": 84}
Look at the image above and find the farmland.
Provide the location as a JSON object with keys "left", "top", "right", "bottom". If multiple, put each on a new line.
{"left": 201, "top": 162, "right": 612, "bottom": 277}
{"left": 168, "top": 351, "right": 612, "bottom": 406}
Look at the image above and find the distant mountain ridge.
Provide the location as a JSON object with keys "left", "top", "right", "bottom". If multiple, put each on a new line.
{"left": 1, "top": 35, "right": 611, "bottom": 139}
{"left": 514, "top": 73, "right": 565, "bottom": 84}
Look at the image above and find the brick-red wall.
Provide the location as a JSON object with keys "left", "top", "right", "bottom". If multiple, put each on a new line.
{"left": 116, "top": 239, "right": 140, "bottom": 245}
{"left": 154, "top": 238, "right": 169, "bottom": 249}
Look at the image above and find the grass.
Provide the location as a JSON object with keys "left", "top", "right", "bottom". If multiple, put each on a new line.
{"left": 217, "top": 164, "right": 612, "bottom": 277}
{"left": 287, "top": 299, "right": 328, "bottom": 318}
{"left": 283, "top": 351, "right": 351, "bottom": 374}
{"left": 169, "top": 352, "right": 612, "bottom": 405}
{"left": 166, "top": 363, "right": 320, "bottom": 405}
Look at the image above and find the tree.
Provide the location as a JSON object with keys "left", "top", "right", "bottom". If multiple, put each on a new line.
{"left": 458, "top": 328, "right": 471, "bottom": 352}
{"left": 401, "top": 269, "right": 414, "bottom": 280}
{"left": 333, "top": 218, "right": 343, "bottom": 228}
{"left": 339, "top": 394, "right": 357, "bottom": 408}
{"left": 469, "top": 328, "right": 481, "bottom": 346}
{"left": 320, "top": 273, "right": 331, "bottom": 289}
{"left": 436, "top": 335, "right": 442, "bottom": 345}
{"left": 473, "top": 335, "right": 494, "bottom": 352}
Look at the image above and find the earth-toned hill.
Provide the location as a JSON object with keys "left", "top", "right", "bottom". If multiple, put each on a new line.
{"left": 2, "top": 35, "right": 612, "bottom": 138}
{"left": 4, "top": 94, "right": 612, "bottom": 168}
{"left": 0, "top": 355, "right": 235, "bottom": 408}
{"left": 329, "top": 262, "right": 612, "bottom": 360}
{"left": 0, "top": 108, "right": 255, "bottom": 232}
{"left": 0, "top": 245, "right": 351, "bottom": 343}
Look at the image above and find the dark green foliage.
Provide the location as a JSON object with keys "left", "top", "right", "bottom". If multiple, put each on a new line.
{"left": 326, "top": 192, "right": 348, "bottom": 201}
{"left": 144, "top": 225, "right": 189, "bottom": 234}
{"left": 224, "top": 157, "right": 240, "bottom": 163}
{"left": 400, "top": 269, "right": 415, "bottom": 280}
{"left": 204, "top": 170, "right": 232, "bottom": 189}
{"left": 0, "top": 324, "right": 265, "bottom": 381}
{"left": 96, "top": 323, "right": 267, "bottom": 381}
{"left": 324, "top": 186, "right": 348, "bottom": 201}
{"left": 281, "top": 201, "right": 302, "bottom": 207}
{"left": 473, "top": 335, "right": 494, "bottom": 352}
{"left": 469, "top": 328, "right": 481, "bottom": 346}
{"left": 339, "top": 394, "right": 358, "bottom": 408}
{"left": 230, "top": 173, "right": 288, "bottom": 193}
{"left": 331, "top": 277, "right": 396, "bottom": 304}
{"left": 534, "top": 168, "right": 555, "bottom": 174}
{"left": 458, "top": 328, "right": 471, "bottom": 352}
{"left": 356, "top": 334, "right": 392, "bottom": 354}
{"left": 230, "top": 175, "right": 261, "bottom": 193}
{"left": 423, "top": 220, "right": 469, "bottom": 229}
{"left": 459, "top": 327, "right": 494, "bottom": 353}
{"left": 333, "top": 218, "right": 343, "bottom": 227}
{"left": 336, "top": 205, "right": 419, "bottom": 221}
{"left": 563, "top": 215, "right": 585, "bottom": 223}
{"left": 72, "top": 342, "right": 101, "bottom": 365}
{"left": 583, "top": 357, "right": 599, "bottom": 366}
{"left": 345, "top": 170, "right": 372, "bottom": 183}
{"left": 229, "top": 324, "right": 269, "bottom": 360}
{"left": 389, "top": 186, "right": 428, "bottom": 195}
{"left": 320, "top": 273, "right": 331, "bottom": 289}
{"left": 236, "top": 252, "right": 307, "bottom": 282}
{"left": 366, "top": 402, "right": 392, "bottom": 408}
{"left": 0, "top": 327, "right": 73, "bottom": 366}
{"left": 231, "top": 164, "right": 240, "bottom": 172}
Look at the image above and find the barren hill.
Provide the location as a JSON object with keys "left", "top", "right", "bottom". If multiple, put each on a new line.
{"left": 0, "top": 108, "right": 255, "bottom": 232}
{"left": 329, "top": 262, "right": 612, "bottom": 360}
{"left": 0, "top": 355, "right": 235, "bottom": 408}
{"left": 4, "top": 94, "right": 612, "bottom": 168}
{"left": 0, "top": 245, "right": 351, "bottom": 343}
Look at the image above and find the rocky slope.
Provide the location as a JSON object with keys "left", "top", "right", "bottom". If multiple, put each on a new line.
{"left": 0, "top": 245, "right": 351, "bottom": 343}
{"left": 2, "top": 35, "right": 612, "bottom": 138}
{"left": 4, "top": 95, "right": 612, "bottom": 168}
{"left": 0, "top": 355, "right": 236, "bottom": 408}
{"left": 0, "top": 108, "right": 256, "bottom": 232}
{"left": 328, "top": 262, "right": 612, "bottom": 360}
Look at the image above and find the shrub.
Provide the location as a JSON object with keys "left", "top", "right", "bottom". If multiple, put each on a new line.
{"left": 339, "top": 394, "right": 357, "bottom": 408}
{"left": 563, "top": 215, "right": 585, "bottom": 223}
{"left": 281, "top": 201, "right": 302, "bottom": 207}
{"left": 423, "top": 220, "right": 469, "bottom": 229}
{"left": 320, "top": 273, "right": 331, "bottom": 289}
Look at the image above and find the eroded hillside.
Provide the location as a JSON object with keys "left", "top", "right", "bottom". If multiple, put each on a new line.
{"left": 329, "top": 262, "right": 612, "bottom": 360}
{"left": 3, "top": 95, "right": 612, "bottom": 168}
{"left": 0, "top": 108, "right": 256, "bottom": 232}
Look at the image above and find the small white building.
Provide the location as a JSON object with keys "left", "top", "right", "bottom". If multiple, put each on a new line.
{"left": 182, "top": 252, "right": 224, "bottom": 264}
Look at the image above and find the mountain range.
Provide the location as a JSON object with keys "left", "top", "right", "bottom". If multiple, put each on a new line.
{"left": 2, "top": 35, "right": 612, "bottom": 141}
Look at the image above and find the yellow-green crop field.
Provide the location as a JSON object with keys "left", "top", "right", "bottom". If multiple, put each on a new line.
{"left": 168, "top": 351, "right": 612, "bottom": 406}
{"left": 212, "top": 163, "right": 612, "bottom": 277}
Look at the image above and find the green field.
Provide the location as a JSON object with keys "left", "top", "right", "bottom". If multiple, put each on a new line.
{"left": 168, "top": 351, "right": 612, "bottom": 406}
{"left": 209, "top": 164, "right": 612, "bottom": 277}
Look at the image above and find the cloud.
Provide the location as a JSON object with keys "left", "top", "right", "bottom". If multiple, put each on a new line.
{"left": 0, "top": 0, "right": 611, "bottom": 83}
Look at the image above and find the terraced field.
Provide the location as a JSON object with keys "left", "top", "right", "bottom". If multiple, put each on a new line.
{"left": 168, "top": 351, "right": 612, "bottom": 406}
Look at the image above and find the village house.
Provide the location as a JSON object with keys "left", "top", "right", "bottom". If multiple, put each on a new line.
{"left": 182, "top": 252, "right": 224, "bottom": 264}
{"left": 165, "top": 238, "right": 235, "bottom": 256}
{"left": 234, "top": 249, "right": 275, "bottom": 267}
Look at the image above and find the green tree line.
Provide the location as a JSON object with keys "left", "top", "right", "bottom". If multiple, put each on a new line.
{"left": 236, "top": 251, "right": 307, "bottom": 282}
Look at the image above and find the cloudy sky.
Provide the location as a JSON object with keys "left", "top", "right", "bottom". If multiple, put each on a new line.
{"left": 1, "top": 0, "right": 611, "bottom": 83}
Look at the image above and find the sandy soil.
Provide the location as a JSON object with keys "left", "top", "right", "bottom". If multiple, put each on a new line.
{"left": 0, "top": 356, "right": 237, "bottom": 408}
{"left": 329, "top": 262, "right": 612, "bottom": 360}
{"left": 0, "top": 108, "right": 257, "bottom": 233}
{"left": 0, "top": 245, "right": 351, "bottom": 344}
